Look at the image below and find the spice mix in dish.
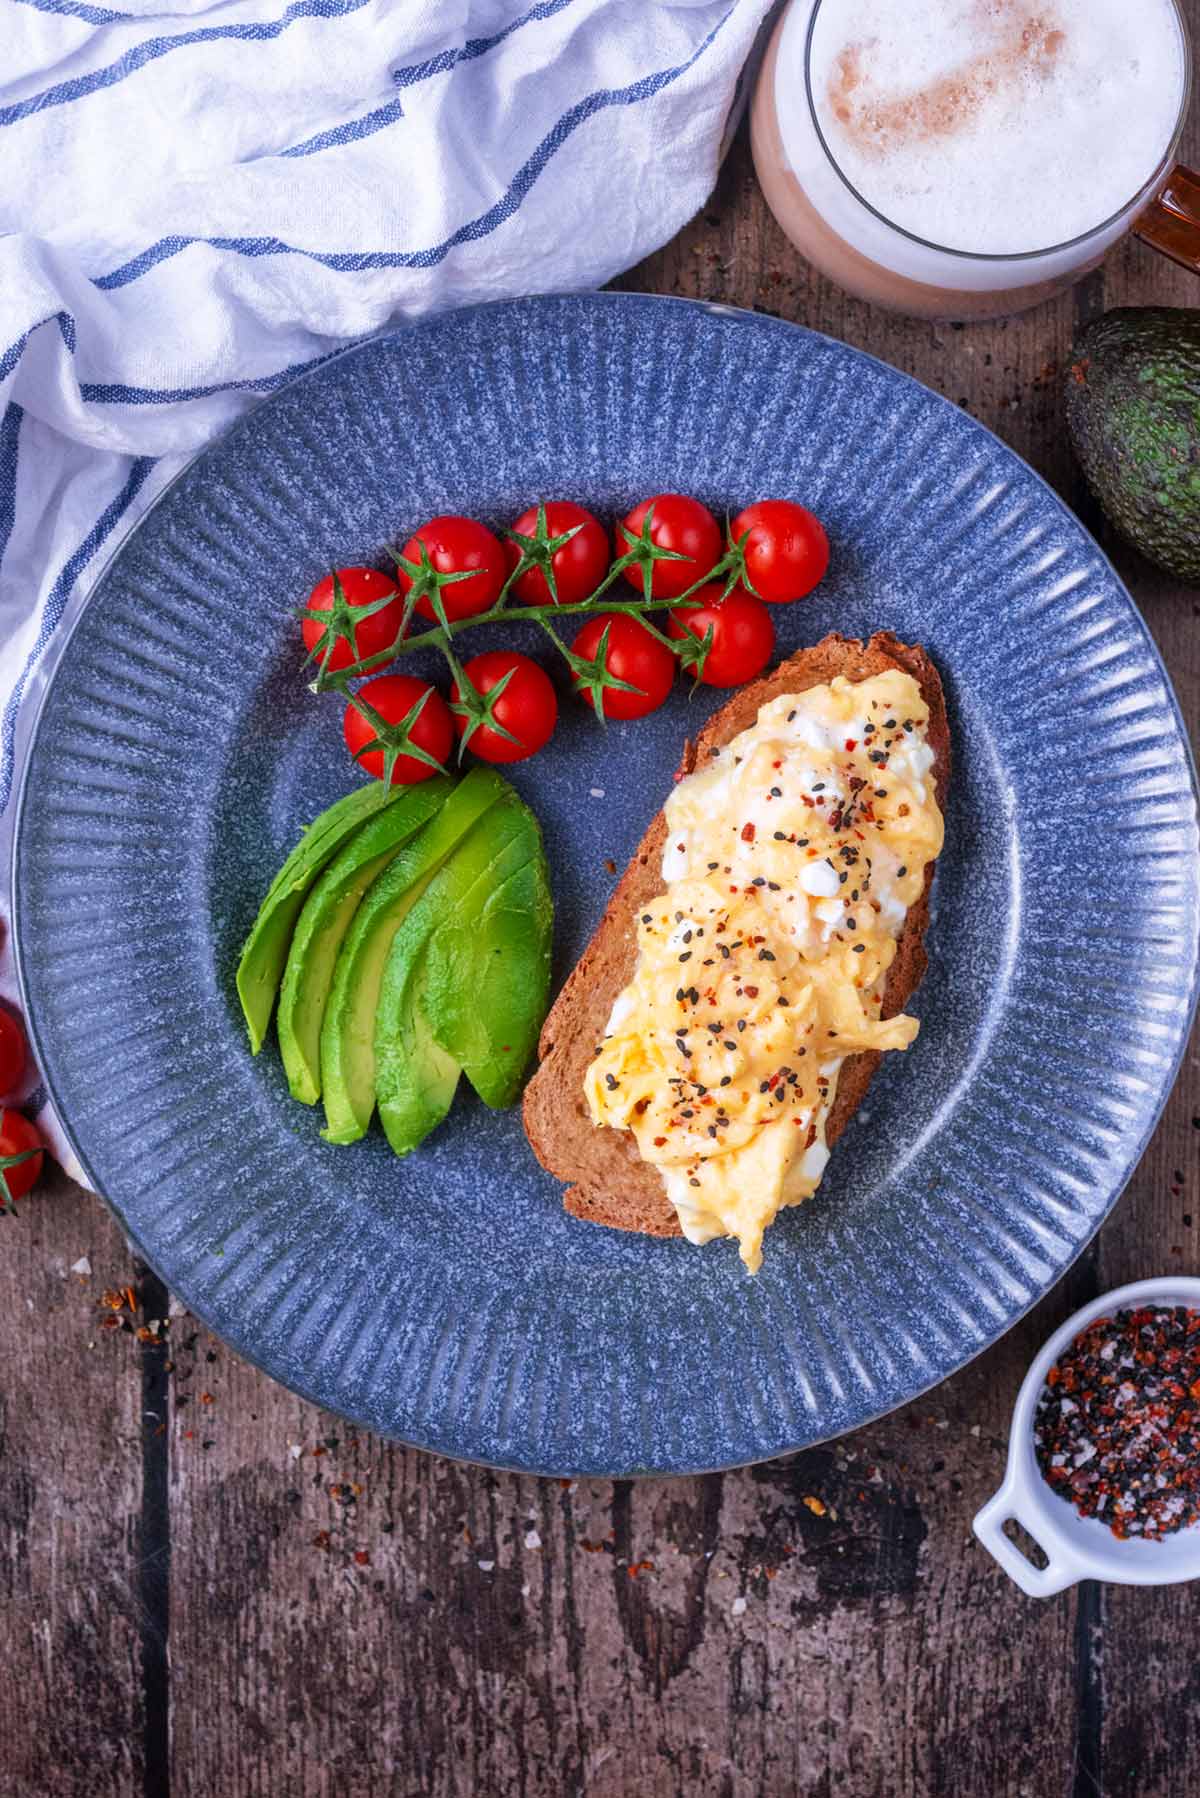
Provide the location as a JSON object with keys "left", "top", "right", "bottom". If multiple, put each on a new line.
{"left": 1034, "top": 1305, "right": 1200, "bottom": 1540}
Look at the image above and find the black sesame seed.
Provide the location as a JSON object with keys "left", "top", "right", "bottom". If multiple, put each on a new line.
{"left": 770, "top": 786, "right": 782, "bottom": 798}
{"left": 773, "top": 831, "right": 787, "bottom": 841}
{"left": 778, "top": 996, "right": 789, "bottom": 1006}
{"left": 852, "top": 943, "right": 866, "bottom": 953}
{"left": 678, "top": 951, "right": 692, "bottom": 962}
{"left": 897, "top": 865, "right": 908, "bottom": 877}
{"left": 758, "top": 949, "right": 776, "bottom": 962}
{"left": 723, "top": 1040, "right": 737, "bottom": 1052}
{"left": 604, "top": 1074, "right": 619, "bottom": 1091}
{"left": 737, "top": 1020, "right": 747, "bottom": 1033}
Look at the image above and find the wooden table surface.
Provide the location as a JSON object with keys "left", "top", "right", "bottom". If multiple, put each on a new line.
{"left": 5, "top": 75, "right": 1200, "bottom": 1798}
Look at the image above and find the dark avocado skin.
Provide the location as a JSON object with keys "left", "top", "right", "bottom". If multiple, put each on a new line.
{"left": 1064, "top": 307, "right": 1200, "bottom": 585}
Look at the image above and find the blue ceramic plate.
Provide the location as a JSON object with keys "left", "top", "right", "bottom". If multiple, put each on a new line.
{"left": 14, "top": 295, "right": 1200, "bottom": 1475}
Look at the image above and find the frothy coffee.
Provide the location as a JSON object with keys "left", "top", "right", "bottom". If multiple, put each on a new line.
{"left": 810, "top": 0, "right": 1186, "bottom": 255}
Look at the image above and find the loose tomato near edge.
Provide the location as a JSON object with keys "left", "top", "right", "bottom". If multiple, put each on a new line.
{"left": 668, "top": 586, "right": 776, "bottom": 688}
{"left": 343, "top": 674, "right": 454, "bottom": 785}
{"left": 570, "top": 613, "right": 675, "bottom": 721}
{"left": 506, "top": 501, "right": 610, "bottom": 606}
{"left": 451, "top": 651, "right": 558, "bottom": 764}
{"left": 731, "top": 499, "right": 830, "bottom": 603}
{"left": 301, "top": 566, "right": 406, "bottom": 674}
{"left": 619, "top": 494, "right": 722, "bottom": 600}
{"left": 0, "top": 1009, "right": 26, "bottom": 1097}
{"left": 399, "top": 515, "right": 507, "bottom": 623}
{"left": 0, "top": 1109, "right": 44, "bottom": 1209}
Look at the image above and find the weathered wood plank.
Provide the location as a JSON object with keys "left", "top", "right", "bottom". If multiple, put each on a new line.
{"left": 0, "top": 1166, "right": 147, "bottom": 1797}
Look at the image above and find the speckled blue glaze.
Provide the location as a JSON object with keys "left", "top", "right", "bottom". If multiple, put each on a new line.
{"left": 13, "top": 295, "right": 1200, "bottom": 1475}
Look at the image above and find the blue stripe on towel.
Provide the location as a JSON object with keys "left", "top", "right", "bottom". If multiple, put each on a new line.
{"left": 392, "top": 0, "right": 578, "bottom": 88}
{"left": 280, "top": 95, "right": 405, "bottom": 159}
{"left": 94, "top": 6, "right": 736, "bottom": 289}
{"left": 12, "top": 0, "right": 133, "bottom": 21}
{"left": 1, "top": 0, "right": 374, "bottom": 129}
{"left": 0, "top": 457, "right": 156, "bottom": 816}
{"left": 0, "top": 405, "right": 24, "bottom": 574}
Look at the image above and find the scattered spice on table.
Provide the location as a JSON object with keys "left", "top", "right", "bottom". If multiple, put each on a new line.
{"left": 1034, "top": 1305, "right": 1200, "bottom": 1540}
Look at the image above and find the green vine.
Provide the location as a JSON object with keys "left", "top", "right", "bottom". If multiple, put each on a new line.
{"left": 305, "top": 504, "right": 758, "bottom": 735}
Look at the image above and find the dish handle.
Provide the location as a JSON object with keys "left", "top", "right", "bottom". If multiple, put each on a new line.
{"left": 972, "top": 1481, "right": 1082, "bottom": 1598}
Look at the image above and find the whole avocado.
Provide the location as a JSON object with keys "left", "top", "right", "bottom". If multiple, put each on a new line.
{"left": 1064, "top": 306, "right": 1200, "bottom": 584}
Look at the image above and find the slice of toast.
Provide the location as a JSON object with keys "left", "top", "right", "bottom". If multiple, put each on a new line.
{"left": 523, "top": 633, "right": 951, "bottom": 1239}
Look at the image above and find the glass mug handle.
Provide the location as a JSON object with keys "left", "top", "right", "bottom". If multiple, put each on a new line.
{"left": 1135, "top": 164, "right": 1200, "bottom": 274}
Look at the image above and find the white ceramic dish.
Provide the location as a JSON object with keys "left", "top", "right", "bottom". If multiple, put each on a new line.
{"left": 974, "top": 1276, "right": 1200, "bottom": 1595}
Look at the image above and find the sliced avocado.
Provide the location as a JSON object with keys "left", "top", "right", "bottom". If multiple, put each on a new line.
{"left": 236, "top": 781, "right": 399, "bottom": 1054}
{"left": 421, "top": 813, "right": 553, "bottom": 1110}
{"left": 1065, "top": 306, "right": 1200, "bottom": 584}
{"left": 319, "top": 765, "right": 504, "bottom": 1144}
{"left": 373, "top": 793, "right": 543, "bottom": 1156}
{"left": 276, "top": 777, "right": 452, "bottom": 1104}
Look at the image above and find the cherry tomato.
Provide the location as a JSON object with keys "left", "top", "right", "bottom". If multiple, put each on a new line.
{"left": 505, "top": 501, "right": 610, "bottom": 607}
{"left": 0, "top": 1109, "right": 44, "bottom": 1208}
{"left": 669, "top": 586, "right": 776, "bottom": 688}
{"left": 619, "top": 494, "right": 722, "bottom": 599}
{"left": 301, "top": 567, "right": 406, "bottom": 674}
{"left": 398, "top": 515, "right": 507, "bottom": 623}
{"left": 730, "top": 499, "right": 830, "bottom": 603}
{"left": 343, "top": 674, "right": 454, "bottom": 785}
{"left": 570, "top": 613, "right": 675, "bottom": 721}
{"left": 0, "top": 1009, "right": 26, "bottom": 1096}
{"left": 451, "top": 651, "right": 558, "bottom": 764}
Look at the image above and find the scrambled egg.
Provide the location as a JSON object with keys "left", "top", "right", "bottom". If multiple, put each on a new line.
{"left": 584, "top": 670, "right": 944, "bottom": 1272}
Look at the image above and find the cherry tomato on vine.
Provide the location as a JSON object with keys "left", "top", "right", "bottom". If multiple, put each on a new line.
{"left": 505, "top": 502, "right": 610, "bottom": 607}
{"left": 570, "top": 613, "right": 675, "bottom": 721}
{"left": 730, "top": 499, "right": 829, "bottom": 603}
{"left": 0, "top": 1010, "right": 26, "bottom": 1097}
{"left": 668, "top": 586, "right": 776, "bottom": 688}
{"left": 301, "top": 567, "right": 406, "bottom": 674}
{"left": 0, "top": 1109, "right": 44, "bottom": 1209}
{"left": 343, "top": 674, "right": 454, "bottom": 785}
{"left": 619, "top": 494, "right": 722, "bottom": 600}
{"left": 451, "top": 651, "right": 558, "bottom": 764}
{"left": 398, "top": 515, "right": 507, "bottom": 623}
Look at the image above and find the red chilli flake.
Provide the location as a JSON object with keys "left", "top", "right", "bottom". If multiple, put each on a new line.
{"left": 1033, "top": 1306, "right": 1200, "bottom": 1540}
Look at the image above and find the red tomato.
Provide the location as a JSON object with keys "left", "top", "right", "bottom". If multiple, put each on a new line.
{"left": 451, "top": 651, "right": 558, "bottom": 764}
{"left": 570, "top": 613, "right": 675, "bottom": 720}
{"left": 730, "top": 499, "right": 830, "bottom": 603}
{"left": 343, "top": 674, "right": 454, "bottom": 785}
{"left": 301, "top": 567, "right": 406, "bottom": 674}
{"left": 669, "top": 586, "right": 776, "bottom": 687}
{"left": 619, "top": 494, "right": 722, "bottom": 599}
{"left": 398, "top": 515, "right": 507, "bottom": 623}
{"left": 505, "top": 501, "right": 610, "bottom": 606}
{"left": 0, "top": 1109, "right": 44, "bottom": 1208}
{"left": 0, "top": 1009, "right": 26, "bottom": 1096}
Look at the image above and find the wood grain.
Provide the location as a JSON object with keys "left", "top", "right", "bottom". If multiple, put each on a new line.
{"left": 3, "top": 30, "right": 1200, "bottom": 1795}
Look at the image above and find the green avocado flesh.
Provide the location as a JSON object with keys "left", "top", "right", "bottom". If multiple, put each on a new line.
{"left": 318, "top": 766, "right": 505, "bottom": 1145}
{"left": 275, "top": 778, "right": 452, "bottom": 1104}
{"left": 235, "top": 782, "right": 399, "bottom": 1054}
{"left": 1065, "top": 306, "right": 1200, "bottom": 584}
{"left": 374, "top": 791, "right": 553, "bottom": 1156}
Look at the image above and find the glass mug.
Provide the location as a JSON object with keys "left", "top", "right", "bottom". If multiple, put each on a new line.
{"left": 751, "top": 0, "right": 1200, "bottom": 320}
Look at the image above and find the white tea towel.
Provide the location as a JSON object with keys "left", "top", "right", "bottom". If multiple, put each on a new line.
{"left": 0, "top": 0, "right": 774, "bottom": 1184}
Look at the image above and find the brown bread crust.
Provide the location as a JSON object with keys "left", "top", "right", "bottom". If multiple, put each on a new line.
{"left": 522, "top": 633, "right": 951, "bottom": 1238}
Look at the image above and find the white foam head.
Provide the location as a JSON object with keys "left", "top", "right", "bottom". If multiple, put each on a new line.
{"left": 807, "top": 0, "right": 1188, "bottom": 256}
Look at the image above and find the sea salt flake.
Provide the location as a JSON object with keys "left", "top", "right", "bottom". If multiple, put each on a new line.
{"left": 730, "top": 1596, "right": 747, "bottom": 1617}
{"left": 524, "top": 1528, "right": 542, "bottom": 1550}
{"left": 70, "top": 1256, "right": 92, "bottom": 1276}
